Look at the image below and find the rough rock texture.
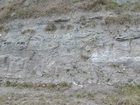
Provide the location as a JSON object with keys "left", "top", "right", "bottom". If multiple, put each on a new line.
{"left": 112, "top": 0, "right": 139, "bottom": 4}
{"left": 0, "top": 0, "right": 140, "bottom": 87}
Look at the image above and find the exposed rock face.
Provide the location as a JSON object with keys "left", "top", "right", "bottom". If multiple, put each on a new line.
{"left": 0, "top": 0, "right": 140, "bottom": 86}
{"left": 112, "top": 0, "right": 139, "bottom": 4}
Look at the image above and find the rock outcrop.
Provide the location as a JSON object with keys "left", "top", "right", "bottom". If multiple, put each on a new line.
{"left": 0, "top": 0, "right": 140, "bottom": 86}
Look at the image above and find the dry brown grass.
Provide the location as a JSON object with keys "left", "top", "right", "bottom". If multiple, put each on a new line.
{"left": 0, "top": 0, "right": 107, "bottom": 23}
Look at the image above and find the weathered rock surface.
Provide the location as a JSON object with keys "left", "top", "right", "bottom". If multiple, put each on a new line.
{"left": 0, "top": 0, "right": 140, "bottom": 86}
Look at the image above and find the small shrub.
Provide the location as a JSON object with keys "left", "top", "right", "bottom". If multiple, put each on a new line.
{"left": 117, "top": 14, "right": 131, "bottom": 24}
{"left": 67, "top": 24, "right": 72, "bottom": 30}
{"left": 105, "top": 14, "right": 131, "bottom": 24}
{"left": 60, "top": 24, "right": 65, "bottom": 29}
{"left": 82, "top": 0, "right": 106, "bottom": 10}
{"left": 4, "top": 27, "right": 10, "bottom": 33}
{"left": 87, "top": 92, "right": 93, "bottom": 97}
{"left": 132, "top": 5, "right": 140, "bottom": 12}
{"left": 17, "top": 23, "right": 24, "bottom": 28}
{"left": 66, "top": 69, "right": 70, "bottom": 72}
{"left": 133, "top": 18, "right": 140, "bottom": 25}
{"left": 94, "top": 5, "right": 102, "bottom": 12}
{"left": 60, "top": 82, "right": 69, "bottom": 87}
{"left": 47, "top": 83, "right": 57, "bottom": 89}
{"left": 0, "top": 25, "right": 5, "bottom": 31}
{"left": 5, "top": 81, "right": 11, "bottom": 87}
{"left": 46, "top": 7, "right": 58, "bottom": 14}
{"left": 106, "top": 1, "right": 119, "bottom": 10}
{"left": 106, "top": 78, "right": 110, "bottom": 82}
{"left": 111, "top": 64, "right": 119, "bottom": 68}
{"left": 99, "top": 0, "right": 107, "bottom": 5}
{"left": 73, "top": 65, "right": 77, "bottom": 69}
{"left": 21, "top": 29, "right": 35, "bottom": 34}
{"left": 18, "top": 82, "right": 34, "bottom": 88}
{"left": 81, "top": 21, "right": 86, "bottom": 26}
{"left": 76, "top": 94, "right": 81, "bottom": 98}
{"left": 72, "top": 0, "right": 80, "bottom": 3}
{"left": 45, "top": 23, "right": 56, "bottom": 31}
{"left": 105, "top": 17, "right": 116, "bottom": 24}
{"left": 80, "top": 15, "right": 86, "bottom": 21}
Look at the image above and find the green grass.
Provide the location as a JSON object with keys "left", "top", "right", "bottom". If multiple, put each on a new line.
{"left": 47, "top": 83, "right": 57, "bottom": 89}
{"left": 132, "top": 6, "right": 140, "bottom": 12}
{"left": 106, "top": 78, "right": 111, "bottom": 82}
{"left": 66, "top": 69, "right": 70, "bottom": 72}
{"left": 103, "top": 84, "right": 140, "bottom": 105}
{"left": 105, "top": 14, "right": 132, "bottom": 24}
{"left": 5, "top": 81, "right": 34, "bottom": 88}
{"left": 133, "top": 18, "right": 140, "bottom": 25}
{"left": 111, "top": 64, "right": 119, "bottom": 68}
{"left": 0, "top": 25, "right": 9, "bottom": 32}
{"left": 106, "top": 1, "right": 119, "bottom": 10}
{"left": 87, "top": 92, "right": 93, "bottom": 98}
{"left": 60, "top": 82, "right": 69, "bottom": 87}
{"left": 105, "top": 1, "right": 124, "bottom": 14}
{"left": 5, "top": 81, "right": 11, "bottom": 87}
{"left": 0, "top": 25, "right": 5, "bottom": 31}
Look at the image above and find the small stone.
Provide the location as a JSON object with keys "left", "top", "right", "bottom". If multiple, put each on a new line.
{"left": 24, "top": 0, "right": 31, "bottom": 6}
{"left": 36, "top": 71, "right": 43, "bottom": 77}
{"left": 84, "top": 45, "right": 91, "bottom": 52}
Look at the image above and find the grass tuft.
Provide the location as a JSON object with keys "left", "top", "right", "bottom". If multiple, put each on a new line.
{"left": 45, "top": 23, "right": 56, "bottom": 31}
{"left": 104, "top": 84, "right": 140, "bottom": 105}
{"left": 105, "top": 14, "right": 131, "bottom": 24}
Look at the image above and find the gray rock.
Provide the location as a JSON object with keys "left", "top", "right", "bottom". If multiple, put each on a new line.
{"left": 24, "top": 0, "right": 31, "bottom": 6}
{"left": 0, "top": 8, "right": 140, "bottom": 85}
{"left": 112, "top": 0, "right": 139, "bottom": 4}
{"left": 36, "top": 71, "right": 43, "bottom": 77}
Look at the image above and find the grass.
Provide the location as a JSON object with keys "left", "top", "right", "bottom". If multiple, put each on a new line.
{"left": 0, "top": 0, "right": 139, "bottom": 23}
{"left": 45, "top": 23, "right": 56, "bottom": 31}
{"left": 0, "top": 25, "right": 9, "bottom": 32}
{"left": 103, "top": 84, "right": 140, "bottom": 105}
{"left": 87, "top": 92, "right": 94, "bottom": 98}
{"left": 105, "top": 14, "right": 132, "bottom": 24}
{"left": 80, "top": 15, "right": 86, "bottom": 21}
{"left": 67, "top": 24, "right": 73, "bottom": 30}
{"left": 132, "top": 2, "right": 140, "bottom": 12}
{"left": 0, "top": 25, "right": 5, "bottom": 31}
{"left": 105, "top": 1, "right": 126, "bottom": 14}
{"left": 60, "top": 24, "right": 65, "bottom": 29}
{"left": 73, "top": 65, "right": 77, "bottom": 69}
{"left": 5, "top": 81, "right": 11, "bottom": 87}
{"left": 94, "top": 5, "right": 102, "bottom": 12}
{"left": 106, "top": 78, "right": 110, "bottom": 82}
{"left": 106, "top": 1, "right": 119, "bottom": 10}
{"left": 133, "top": 6, "right": 140, "bottom": 12}
{"left": 47, "top": 83, "right": 57, "bottom": 89}
{"left": 59, "top": 82, "right": 69, "bottom": 87}
{"left": 111, "top": 64, "right": 119, "bottom": 68}
{"left": 133, "top": 18, "right": 140, "bottom": 25}
{"left": 5, "top": 81, "right": 34, "bottom": 88}
{"left": 66, "top": 69, "right": 70, "bottom": 72}
{"left": 4, "top": 80, "right": 71, "bottom": 91}
{"left": 21, "top": 29, "right": 35, "bottom": 34}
